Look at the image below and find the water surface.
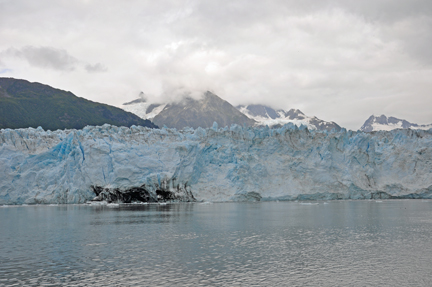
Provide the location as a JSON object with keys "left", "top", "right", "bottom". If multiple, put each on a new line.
{"left": 1, "top": 200, "right": 432, "bottom": 286}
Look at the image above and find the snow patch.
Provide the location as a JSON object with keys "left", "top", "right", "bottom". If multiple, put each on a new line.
{"left": 121, "top": 102, "right": 167, "bottom": 120}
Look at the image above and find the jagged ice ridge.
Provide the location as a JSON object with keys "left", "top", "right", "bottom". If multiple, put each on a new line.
{"left": 1, "top": 123, "right": 432, "bottom": 204}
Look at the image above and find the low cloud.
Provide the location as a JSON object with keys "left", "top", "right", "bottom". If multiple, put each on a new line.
{"left": 85, "top": 63, "right": 108, "bottom": 73}
{"left": 4, "top": 46, "right": 78, "bottom": 71}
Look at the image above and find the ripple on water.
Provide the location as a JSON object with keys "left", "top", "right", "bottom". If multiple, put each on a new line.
{"left": 1, "top": 201, "right": 432, "bottom": 286}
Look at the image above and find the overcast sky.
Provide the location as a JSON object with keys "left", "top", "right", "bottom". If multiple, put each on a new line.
{"left": 1, "top": 0, "right": 432, "bottom": 130}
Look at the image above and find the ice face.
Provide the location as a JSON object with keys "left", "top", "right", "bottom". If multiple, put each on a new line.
{"left": 1, "top": 124, "right": 432, "bottom": 204}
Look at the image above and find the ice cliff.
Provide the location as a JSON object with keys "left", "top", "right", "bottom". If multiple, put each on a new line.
{"left": 1, "top": 124, "right": 432, "bottom": 204}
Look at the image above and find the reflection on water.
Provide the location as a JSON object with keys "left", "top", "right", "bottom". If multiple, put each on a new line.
{"left": 1, "top": 200, "right": 432, "bottom": 286}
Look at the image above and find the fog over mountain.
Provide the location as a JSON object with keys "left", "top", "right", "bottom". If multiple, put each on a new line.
{"left": 2, "top": 1, "right": 432, "bottom": 130}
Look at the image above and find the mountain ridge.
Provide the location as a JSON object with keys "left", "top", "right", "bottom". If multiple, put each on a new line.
{"left": 360, "top": 114, "right": 432, "bottom": 132}
{"left": 121, "top": 95, "right": 342, "bottom": 131}
{"left": 0, "top": 77, "right": 157, "bottom": 130}
{"left": 237, "top": 104, "right": 342, "bottom": 131}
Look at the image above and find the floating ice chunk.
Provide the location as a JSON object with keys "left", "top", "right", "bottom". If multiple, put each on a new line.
{"left": 89, "top": 201, "right": 108, "bottom": 206}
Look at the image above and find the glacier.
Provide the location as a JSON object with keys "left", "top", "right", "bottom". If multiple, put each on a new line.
{"left": 1, "top": 124, "right": 432, "bottom": 205}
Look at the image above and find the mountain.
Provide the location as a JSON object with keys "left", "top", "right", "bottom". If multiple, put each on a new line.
{"left": 122, "top": 91, "right": 255, "bottom": 129}
{"left": 360, "top": 115, "right": 432, "bottom": 132}
{"left": 237, "top": 104, "right": 342, "bottom": 131}
{"left": 153, "top": 91, "right": 256, "bottom": 129}
{"left": 0, "top": 78, "right": 157, "bottom": 130}
{"left": 121, "top": 95, "right": 340, "bottom": 131}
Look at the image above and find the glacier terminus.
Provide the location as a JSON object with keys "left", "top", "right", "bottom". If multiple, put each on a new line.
{"left": 1, "top": 124, "right": 432, "bottom": 205}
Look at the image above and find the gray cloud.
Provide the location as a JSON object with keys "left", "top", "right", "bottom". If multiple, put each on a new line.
{"left": 382, "top": 16, "right": 432, "bottom": 65}
{"left": 332, "top": 0, "right": 432, "bottom": 23}
{"left": 4, "top": 46, "right": 78, "bottom": 71}
{"left": 85, "top": 63, "right": 108, "bottom": 73}
{"left": 1, "top": 0, "right": 432, "bottom": 129}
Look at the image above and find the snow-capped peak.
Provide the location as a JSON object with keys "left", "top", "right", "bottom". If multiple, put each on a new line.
{"left": 236, "top": 104, "right": 341, "bottom": 131}
{"left": 360, "top": 115, "right": 432, "bottom": 132}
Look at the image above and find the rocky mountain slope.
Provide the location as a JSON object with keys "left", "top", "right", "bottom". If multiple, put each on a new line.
{"left": 0, "top": 78, "right": 157, "bottom": 130}
{"left": 152, "top": 92, "right": 255, "bottom": 129}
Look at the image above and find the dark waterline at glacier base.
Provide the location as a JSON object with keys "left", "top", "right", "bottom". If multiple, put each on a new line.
{"left": 1, "top": 200, "right": 432, "bottom": 286}
{"left": 88, "top": 185, "right": 432, "bottom": 204}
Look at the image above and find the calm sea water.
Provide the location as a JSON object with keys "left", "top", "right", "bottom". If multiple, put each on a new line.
{"left": 1, "top": 200, "right": 432, "bottom": 286}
